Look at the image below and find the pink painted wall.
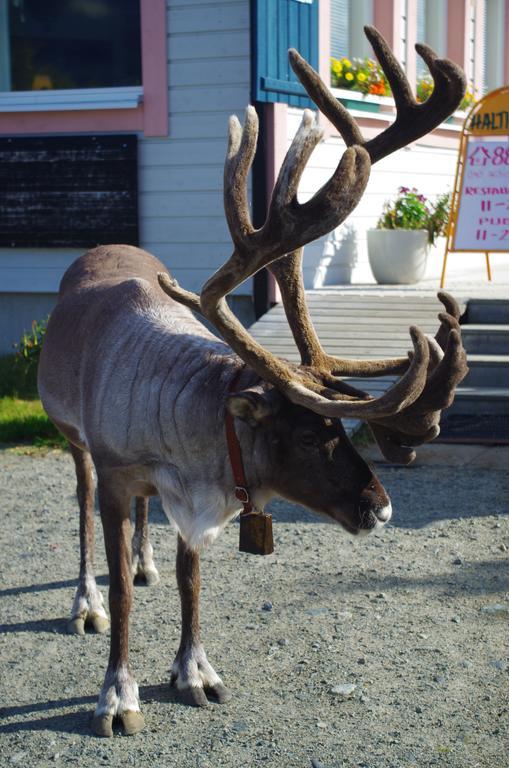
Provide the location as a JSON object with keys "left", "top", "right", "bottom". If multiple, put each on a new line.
{"left": 447, "top": 0, "right": 470, "bottom": 74}
{"left": 373, "top": 0, "right": 402, "bottom": 50}
{"left": 0, "top": 109, "right": 144, "bottom": 135}
{"left": 405, "top": 0, "right": 418, "bottom": 86}
{"left": 505, "top": 0, "right": 509, "bottom": 85}
{"left": 319, "top": 0, "right": 331, "bottom": 83}
{"left": 140, "top": 0, "right": 169, "bottom": 136}
{"left": 265, "top": 102, "right": 288, "bottom": 304}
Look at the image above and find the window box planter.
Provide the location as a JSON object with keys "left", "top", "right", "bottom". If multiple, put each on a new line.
{"left": 331, "top": 87, "right": 394, "bottom": 114}
{"left": 330, "top": 88, "right": 469, "bottom": 128}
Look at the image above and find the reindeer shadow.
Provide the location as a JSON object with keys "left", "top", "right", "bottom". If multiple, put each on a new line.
{"left": 0, "top": 574, "right": 109, "bottom": 599}
{"left": 0, "top": 617, "right": 68, "bottom": 634}
{"left": 0, "top": 684, "right": 181, "bottom": 736}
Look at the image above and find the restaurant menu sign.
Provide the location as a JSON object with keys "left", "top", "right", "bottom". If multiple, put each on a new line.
{"left": 451, "top": 87, "right": 509, "bottom": 253}
{"left": 453, "top": 137, "right": 509, "bottom": 251}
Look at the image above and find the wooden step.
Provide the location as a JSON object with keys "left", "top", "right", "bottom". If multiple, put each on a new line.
{"left": 464, "top": 355, "right": 509, "bottom": 388}
{"left": 465, "top": 299, "right": 509, "bottom": 324}
{"left": 447, "top": 386, "right": 509, "bottom": 416}
{"left": 462, "top": 324, "right": 509, "bottom": 355}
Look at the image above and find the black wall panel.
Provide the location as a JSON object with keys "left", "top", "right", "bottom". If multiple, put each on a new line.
{"left": 0, "top": 134, "right": 138, "bottom": 248}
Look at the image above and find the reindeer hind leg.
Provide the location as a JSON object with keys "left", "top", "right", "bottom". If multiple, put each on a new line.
{"left": 131, "top": 496, "right": 160, "bottom": 586}
{"left": 93, "top": 476, "right": 144, "bottom": 736}
{"left": 67, "top": 443, "right": 109, "bottom": 635}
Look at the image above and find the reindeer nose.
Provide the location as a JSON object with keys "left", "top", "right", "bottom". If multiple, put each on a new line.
{"left": 375, "top": 501, "right": 392, "bottom": 523}
{"left": 359, "top": 477, "right": 392, "bottom": 525}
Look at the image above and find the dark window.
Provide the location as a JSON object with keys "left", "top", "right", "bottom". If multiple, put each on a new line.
{"left": 1, "top": 0, "right": 141, "bottom": 91}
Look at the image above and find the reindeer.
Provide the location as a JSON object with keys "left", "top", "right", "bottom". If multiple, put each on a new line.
{"left": 38, "top": 27, "right": 468, "bottom": 737}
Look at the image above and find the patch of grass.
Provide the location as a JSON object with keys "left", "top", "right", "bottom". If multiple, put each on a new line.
{"left": 0, "top": 397, "right": 66, "bottom": 448}
{"left": 0, "top": 353, "right": 66, "bottom": 449}
{"left": 0, "top": 354, "right": 38, "bottom": 398}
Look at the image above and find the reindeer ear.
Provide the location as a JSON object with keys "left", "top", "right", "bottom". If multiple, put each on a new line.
{"left": 226, "top": 390, "right": 278, "bottom": 426}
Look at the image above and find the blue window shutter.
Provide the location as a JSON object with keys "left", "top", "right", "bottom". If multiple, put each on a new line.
{"left": 253, "top": 0, "right": 319, "bottom": 108}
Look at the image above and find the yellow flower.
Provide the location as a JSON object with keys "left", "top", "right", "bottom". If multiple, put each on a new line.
{"left": 342, "top": 58, "right": 352, "bottom": 68}
{"left": 357, "top": 72, "right": 367, "bottom": 82}
{"left": 331, "top": 58, "right": 343, "bottom": 75}
{"left": 345, "top": 72, "right": 354, "bottom": 81}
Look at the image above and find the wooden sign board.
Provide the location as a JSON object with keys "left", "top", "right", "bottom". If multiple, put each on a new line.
{"left": 441, "top": 86, "right": 509, "bottom": 287}
{"left": 0, "top": 134, "right": 138, "bottom": 248}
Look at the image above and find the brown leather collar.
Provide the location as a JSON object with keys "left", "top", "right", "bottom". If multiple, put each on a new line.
{"left": 225, "top": 368, "right": 253, "bottom": 516}
{"left": 226, "top": 369, "right": 274, "bottom": 556}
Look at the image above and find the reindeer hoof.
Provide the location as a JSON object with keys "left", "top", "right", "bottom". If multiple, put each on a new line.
{"left": 120, "top": 710, "right": 145, "bottom": 735}
{"left": 144, "top": 567, "right": 160, "bottom": 586}
{"left": 91, "top": 710, "right": 144, "bottom": 737}
{"left": 68, "top": 613, "right": 109, "bottom": 635}
{"left": 91, "top": 713, "right": 113, "bottom": 738}
{"left": 206, "top": 682, "right": 231, "bottom": 704}
{"left": 90, "top": 614, "right": 110, "bottom": 634}
{"left": 134, "top": 567, "right": 160, "bottom": 587}
{"left": 67, "top": 616, "right": 85, "bottom": 635}
{"left": 176, "top": 686, "right": 210, "bottom": 708}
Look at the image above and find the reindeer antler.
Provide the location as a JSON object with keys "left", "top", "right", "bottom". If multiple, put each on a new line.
{"left": 289, "top": 26, "right": 466, "bottom": 163}
{"left": 271, "top": 25, "right": 466, "bottom": 379}
{"left": 159, "top": 118, "right": 428, "bottom": 418}
{"left": 368, "top": 294, "right": 468, "bottom": 463}
{"left": 158, "top": 26, "right": 466, "bottom": 425}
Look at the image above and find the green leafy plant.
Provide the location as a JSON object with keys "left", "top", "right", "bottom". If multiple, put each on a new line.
{"left": 0, "top": 318, "right": 65, "bottom": 448}
{"left": 427, "top": 191, "right": 451, "bottom": 245}
{"left": 330, "top": 56, "right": 391, "bottom": 97}
{"left": 377, "top": 186, "right": 430, "bottom": 234}
{"left": 376, "top": 187, "right": 451, "bottom": 246}
{"left": 13, "top": 317, "right": 48, "bottom": 382}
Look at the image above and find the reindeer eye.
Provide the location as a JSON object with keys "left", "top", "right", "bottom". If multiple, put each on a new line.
{"left": 299, "top": 430, "right": 319, "bottom": 448}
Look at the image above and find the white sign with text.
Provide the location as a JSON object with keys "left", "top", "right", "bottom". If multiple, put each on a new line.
{"left": 453, "top": 137, "right": 509, "bottom": 251}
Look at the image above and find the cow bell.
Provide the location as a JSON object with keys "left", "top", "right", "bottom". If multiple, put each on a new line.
{"left": 239, "top": 511, "right": 274, "bottom": 555}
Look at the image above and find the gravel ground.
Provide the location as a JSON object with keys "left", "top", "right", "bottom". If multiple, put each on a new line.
{"left": 0, "top": 447, "right": 508, "bottom": 768}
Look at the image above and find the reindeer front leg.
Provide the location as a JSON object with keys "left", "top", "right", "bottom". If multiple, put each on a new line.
{"left": 131, "top": 496, "right": 160, "bottom": 585}
{"left": 68, "top": 444, "right": 109, "bottom": 635}
{"left": 171, "top": 535, "right": 230, "bottom": 706}
{"left": 92, "top": 479, "right": 144, "bottom": 737}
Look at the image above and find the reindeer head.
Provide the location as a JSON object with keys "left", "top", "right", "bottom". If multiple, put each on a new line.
{"left": 159, "top": 26, "right": 468, "bottom": 534}
{"left": 227, "top": 384, "right": 391, "bottom": 535}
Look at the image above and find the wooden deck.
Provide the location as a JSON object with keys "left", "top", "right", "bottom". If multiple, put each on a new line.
{"left": 250, "top": 291, "right": 467, "bottom": 434}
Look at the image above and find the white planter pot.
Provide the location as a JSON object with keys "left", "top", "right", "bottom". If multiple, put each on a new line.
{"left": 367, "top": 229, "right": 429, "bottom": 284}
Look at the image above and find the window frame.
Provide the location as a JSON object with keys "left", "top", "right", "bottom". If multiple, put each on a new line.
{"left": 0, "top": 0, "right": 168, "bottom": 137}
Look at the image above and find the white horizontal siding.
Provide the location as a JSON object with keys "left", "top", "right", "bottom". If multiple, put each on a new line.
{"left": 170, "top": 30, "right": 249, "bottom": 60}
{"left": 167, "top": 58, "right": 249, "bottom": 87}
{"left": 167, "top": 3, "right": 249, "bottom": 34}
{"left": 140, "top": 138, "right": 230, "bottom": 166}
{"left": 141, "top": 216, "right": 230, "bottom": 244}
{"left": 139, "top": 191, "right": 223, "bottom": 218}
{"left": 286, "top": 108, "right": 458, "bottom": 284}
{"left": 168, "top": 85, "right": 250, "bottom": 114}
{"left": 138, "top": 165, "right": 223, "bottom": 193}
